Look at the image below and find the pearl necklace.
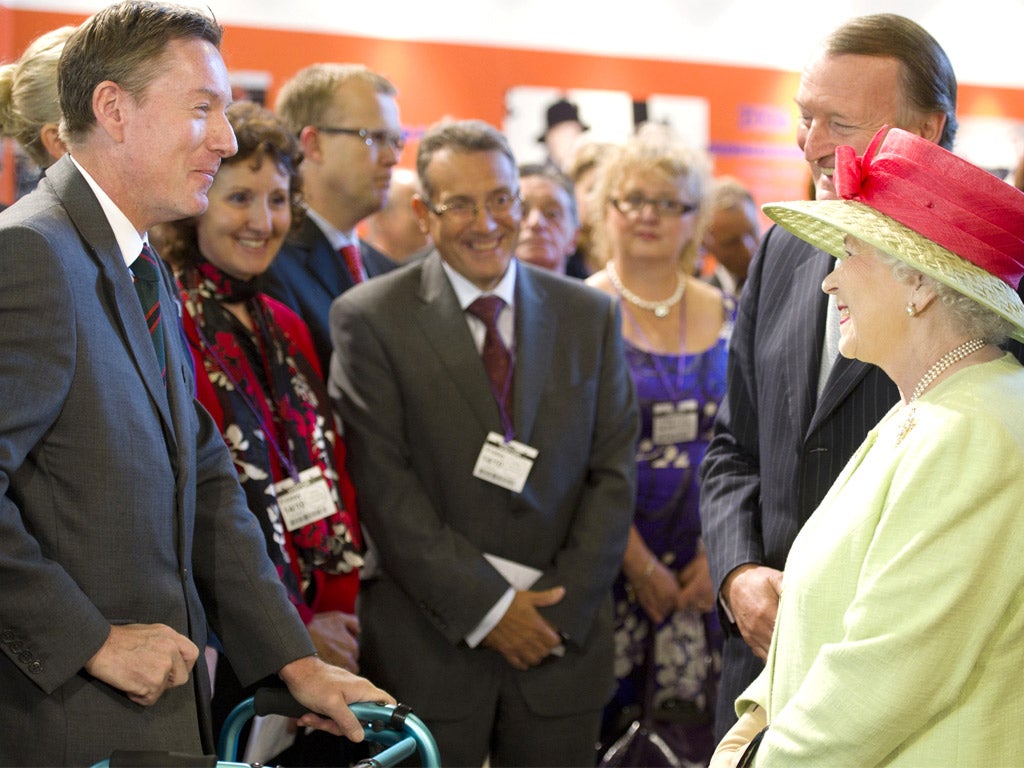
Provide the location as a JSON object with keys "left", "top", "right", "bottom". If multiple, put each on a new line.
{"left": 606, "top": 262, "right": 686, "bottom": 318}
{"left": 895, "top": 338, "right": 986, "bottom": 445}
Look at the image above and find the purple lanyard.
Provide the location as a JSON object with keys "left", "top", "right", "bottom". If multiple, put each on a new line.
{"left": 496, "top": 363, "right": 515, "bottom": 442}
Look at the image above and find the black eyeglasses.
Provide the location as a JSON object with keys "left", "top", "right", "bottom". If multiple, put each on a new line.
{"left": 610, "top": 195, "right": 698, "bottom": 218}
{"left": 314, "top": 126, "right": 406, "bottom": 151}
{"left": 427, "top": 191, "right": 521, "bottom": 223}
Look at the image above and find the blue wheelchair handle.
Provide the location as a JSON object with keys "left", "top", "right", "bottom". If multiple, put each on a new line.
{"left": 218, "top": 690, "right": 441, "bottom": 767}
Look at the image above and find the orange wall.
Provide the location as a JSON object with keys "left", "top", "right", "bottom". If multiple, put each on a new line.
{"left": 6, "top": 8, "right": 1024, "bottom": 208}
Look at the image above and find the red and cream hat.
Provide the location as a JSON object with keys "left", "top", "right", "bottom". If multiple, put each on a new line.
{"left": 763, "top": 126, "right": 1024, "bottom": 342}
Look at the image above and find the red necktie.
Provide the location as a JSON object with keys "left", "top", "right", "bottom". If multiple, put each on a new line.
{"left": 340, "top": 244, "right": 364, "bottom": 284}
{"left": 466, "top": 295, "right": 513, "bottom": 426}
{"left": 130, "top": 244, "right": 167, "bottom": 385}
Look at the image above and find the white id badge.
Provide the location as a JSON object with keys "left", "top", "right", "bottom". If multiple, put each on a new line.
{"left": 275, "top": 466, "right": 335, "bottom": 531}
{"left": 651, "top": 399, "right": 699, "bottom": 445}
{"left": 472, "top": 431, "right": 538, "bottom": 493}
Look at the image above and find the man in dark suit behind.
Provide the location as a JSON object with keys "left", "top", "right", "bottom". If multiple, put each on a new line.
{"left": 329, "top": 119, "right": 639, "bottom": 767}
{"left": 699, "top": 14, "right": 958, "bottom": 741}
{"left": 0, "top": 3, "right": 389, "bottom": 765}
{"left": 263, "top": 63, "right": 402, "bottom": 375}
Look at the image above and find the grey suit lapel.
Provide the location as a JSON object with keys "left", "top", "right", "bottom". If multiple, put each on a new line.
{"left": 48, "top": 158, "right": 177, "bottom": 442}
{"left": 415, "top": 253, "right": 504, "bottom": 432}
{"left": 510, "top": 265, "right": 554, "bottom": 444}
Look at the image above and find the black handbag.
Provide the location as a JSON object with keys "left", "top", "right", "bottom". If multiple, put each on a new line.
{"left": 597, "top": 625, "right": 714, "bottom": 768}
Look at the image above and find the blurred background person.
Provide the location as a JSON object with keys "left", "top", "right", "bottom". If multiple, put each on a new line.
{"left": 0, "top": 25, "right": 75, "bottom": 196}
{"left": 361, "top": 166, "right": 431, "bottom": 264}
{"left": 515, "top": 162, "right": 580, "bottom": 276}
{"left": 714, "top": 127, "right": 1024, "bottom": 767}
{"left": 157, "top": 101, "right": 363, "bottom": 765}
{"left": 568, "top": 139, "right": 615, "bottom": 277}
{"left": 264, "top": 63, "right": 402, "bottom": 375}
{"left": 587, "top": 127, "right": 730, "bottom": 766}
{"left": 698, "top": 176, "right": 760, "bottom": 296}
{"left": 538, "top": 96, "right": 589, "bottom": 174}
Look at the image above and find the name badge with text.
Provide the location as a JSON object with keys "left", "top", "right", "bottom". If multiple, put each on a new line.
{"left": 651, "top": 399, "right": 699, "bottom": 445}
{"left": 275, "top": 466, "right": 335, "bottom": 531}
{"left": 472, "top": 431, "right": 538, "bottom": 493}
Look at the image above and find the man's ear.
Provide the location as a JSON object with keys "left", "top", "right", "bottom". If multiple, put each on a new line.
{"left": 412, "top": 194, "right": 431, "bottom": 235}
{"left": 915, "top": 112, "right": 947, "bottom": 146}
{"left": 298, "top": 125, "right": 323, "bottom": 164}
{"left": 92, "top": 80, "right": 128, "bottom": 142}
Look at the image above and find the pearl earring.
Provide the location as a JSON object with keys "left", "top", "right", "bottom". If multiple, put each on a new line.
{"left": 906, "top": 302, "right": 918, "bottom": 317}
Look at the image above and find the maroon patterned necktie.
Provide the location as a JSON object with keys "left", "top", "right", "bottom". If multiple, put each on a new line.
{"left": 130, "top": 244, "right": 167, "bottom": 385}
{"left": 466, "top": 295, "right": 513, "bottom": 424}
{"left": 340, "top": 244, "right": 365, "bottom": 284}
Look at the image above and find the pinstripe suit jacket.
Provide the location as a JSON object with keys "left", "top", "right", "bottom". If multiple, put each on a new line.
{"left": 699, "top": 225, "right": 899, "bottom": 732}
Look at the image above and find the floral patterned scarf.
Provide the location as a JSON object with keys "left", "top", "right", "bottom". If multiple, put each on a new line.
{"left": 178, "top": 260, "right": 362, "bottom": 611}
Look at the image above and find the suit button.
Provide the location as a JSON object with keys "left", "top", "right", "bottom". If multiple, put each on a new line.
{"left": 9, "top": 641, "right": 23, "bottom": 653}
{"left": 18, "top": 651, "right": 32, "bottom": 664}
{"left": 0, "top": 630, "right": 14, "bottom": 644}
{"left": 28, "top": 660, "right": 42, "bottom": 674}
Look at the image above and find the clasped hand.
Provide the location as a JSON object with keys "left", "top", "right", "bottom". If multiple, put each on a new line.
{"left": 482, "top": 587, "right": 565, "bottom": 671}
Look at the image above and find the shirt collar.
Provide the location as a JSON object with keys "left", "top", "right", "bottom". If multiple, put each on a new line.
{"left": 69, "top": 154, "right": 147, "bottom": 267}
{"left": 442, "top": 257, "right": 518, "bottom": 311}
{"left": 304, "top": 206, "right": 357, "bottom": 250}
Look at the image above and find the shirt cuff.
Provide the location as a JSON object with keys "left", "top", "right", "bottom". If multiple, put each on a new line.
{"left": 465, "top": 588, "right": 515, "bottom": 648}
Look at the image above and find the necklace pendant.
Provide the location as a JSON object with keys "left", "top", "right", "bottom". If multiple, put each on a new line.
{"left": 654, "top": 305, "right": 669, "bottom": 318}
{"left": 895, "top": 407, "right": 916, "bottom": 446}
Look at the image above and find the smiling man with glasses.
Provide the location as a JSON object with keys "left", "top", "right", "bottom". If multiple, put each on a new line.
{"left": 263, "top": 63, "right": 403, "bottom": 375}
{"left": 329, "top": 119, "right": 639, "bottom": 767}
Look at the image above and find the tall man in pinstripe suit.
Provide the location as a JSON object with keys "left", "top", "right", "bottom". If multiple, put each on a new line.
{"left": 699, "top": 14, "right": 957, "bottom": 739}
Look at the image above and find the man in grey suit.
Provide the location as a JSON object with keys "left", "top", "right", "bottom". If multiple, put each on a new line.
{"left": 0, "top": 3, "right": 389, "bottom": 765}
{"left": 330, "top": 119, "right": 639, "bottom": 767}
{"left": 699, "top": 14, "right": 956, "bottom": 740}
{"left": 264, "top": 63, "right": 402, "bottom": 376}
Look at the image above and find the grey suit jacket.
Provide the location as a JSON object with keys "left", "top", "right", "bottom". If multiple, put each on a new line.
{"left": 263, "top": 216, "right": 396, "bottom": 375}
{"left": 329, "top": 253, "right": 638, "bottom": 721}
{"left": 0, "top": 157, "right": 313, "bottom": 767}
{"left": 699, "top": 225, "right": 899, "bottom": 733}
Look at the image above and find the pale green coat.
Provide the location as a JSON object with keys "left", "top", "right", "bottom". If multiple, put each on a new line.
{"left": 739, "top": 354, "right": 1024, "bottom": 767}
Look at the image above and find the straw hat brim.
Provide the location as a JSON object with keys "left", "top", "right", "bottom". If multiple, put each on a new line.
{"left": 763, "top": 199, "right": 1024, "bottom": 343}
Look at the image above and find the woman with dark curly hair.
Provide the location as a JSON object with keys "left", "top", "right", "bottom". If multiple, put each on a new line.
{"left": 157, "top": 100, "right": 363, "bottom": 762}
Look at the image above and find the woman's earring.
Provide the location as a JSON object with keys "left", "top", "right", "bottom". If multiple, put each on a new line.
{"left": 906, "top": 302, "right": 918, "bottom": 317}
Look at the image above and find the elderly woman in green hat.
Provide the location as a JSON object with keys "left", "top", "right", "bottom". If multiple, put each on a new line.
{"left": 712, "top": 126, "right": 1024, "bottom": 767}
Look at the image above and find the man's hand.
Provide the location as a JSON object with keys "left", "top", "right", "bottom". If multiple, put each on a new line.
{"left": 84, "top": 623, "right": 198, "bottom": 706}
{"left": 307, "top": 611, "right": 360, "bottom": 673}
{"left": 482, "top": 587, "right": 564, "bottom": 671}
{"left": 279, "top": 655, "right": 395, "bottom": 742}
{"left": 723, "top": 565, "right": 783, "bottom": 659}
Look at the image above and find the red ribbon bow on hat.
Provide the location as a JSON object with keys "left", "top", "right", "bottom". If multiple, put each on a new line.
{"left": 833, "top": 126, "right": 889, "bottom": 201}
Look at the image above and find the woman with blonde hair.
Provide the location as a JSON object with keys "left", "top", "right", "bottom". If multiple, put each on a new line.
{"left": 588, "top": 126, "right": 732, "bottom": 765}
{"left": 0, "top": 26, "right": 75, "bottom": 172}
{"left": 713, "top": 127, "right": 1024, "bottom": 766}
